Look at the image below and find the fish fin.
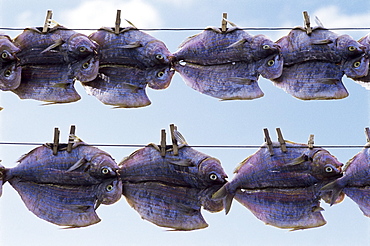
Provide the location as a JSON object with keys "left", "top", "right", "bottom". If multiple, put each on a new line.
{"left": 41, "top": 39, "right": 64, "bottom": 53}
{"left": 178, "top": 34, "right": 201, "bottom": 48}
{"left": 312, "top": 206, "right": 325, "bottom": 212}
{"left": 167, "top": 157, "right": 194, "bottom": 167}
{"left": 317, "top": 78, "right": 340, "bottom": 85}
{"left": 227, "top": 77, "right": 253, "bottom": 85}
{"left": 212, "top": 184, "right": 235, "bottom": 214}
{"left": 147, "top": 143, "right": 161, "bottom": 152}
{"left": 227, "top": 38, "right": 248, "bottom": 49}
{"left": 67, "top": 157, "right": 87, "bottom": 172}
{"left": 125, "top": 19, "right": 137, "bottom": 29}
{"left": 120, "top": 41, "right": 142, "bottom": 49}
{"left": 320, "top": 180, "right": 345, "bottom": 206}
{"left": 315, "top": 16, "right": 324, "bottom": 28}
{"left": 224, "top": 193, "right": 234, "bottom": 215}
{"left": 311, "top": 39, "right": 333, "bottom": 45}
{"left": 174, "top": 130, "right": 188, "bottom": 147}
{"left": 211, "top": 185, "right": 228, "bottom": 200}
{"left": 68, "top": 205, "right": 93, "bottom": 213}
{"left": 94, "top": 199, "right": 102, "bottom": 210}
{"left": 285, "top": 154, "right": 309, "bottom": 166}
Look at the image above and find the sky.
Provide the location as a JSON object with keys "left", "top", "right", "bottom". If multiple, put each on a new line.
{"left": 1, "top": 0, "right": 370, "bottom": 245}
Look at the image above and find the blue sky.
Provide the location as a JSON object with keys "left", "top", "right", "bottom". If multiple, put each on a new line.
{"left": 1, "top": 0, "right": 370, "bottom": 245}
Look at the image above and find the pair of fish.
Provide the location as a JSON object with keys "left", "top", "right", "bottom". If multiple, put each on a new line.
{"left": 83, "top": 26, "right": 174, "bottom": 108}
{"left": 322, "top": 143, "right": 370, "bottom": 217}
{"left": 119, "top": 130, "right": 227, "bottom": 230}
{"left": 3, "top": 139, "right": 121, "bottom": 228}
{"left": 172, "top": 25, "right": 283, "bottom": 100}
{"left": 0, "top": 35, "right": 21, "bottom": 91}
{"left": 272, "top": 24, "right": 369, "bottom": 100}
{"left": 212, "top": 141, "right": 343, "bottom": 230}
{"left": 11, "top": 25, "right": 99, "bottom": 103}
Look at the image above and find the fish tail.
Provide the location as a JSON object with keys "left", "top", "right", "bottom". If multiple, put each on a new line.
{"left": 211, "top": 183, "right": 235, "bottom": 215}
{"left": 320, "top": 180, "right": 345, "bottom": 206}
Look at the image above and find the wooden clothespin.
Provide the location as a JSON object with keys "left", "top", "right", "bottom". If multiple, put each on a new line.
{"left": 263, "top": 128, "right": 274, "bottom": 156}
{"left": 42, "top": 10, "right": 53, "bottom": 33}
{"left": 303, "top": 11, "right": 312, "bottom": 35}
{"left": 170, "top": 124, "right": 179, "bottom": 156}
{"left": 52, "top": 127, "right": 60, "bottom": 155}
{"left": 67, "top": 125, "right": 76, "bottom": 153}
{"left": 365, "top": 127, "right": 370, "bottom": 143}
{"left": 115, "top": 9, "right": 121, "bottom": 34}
{"left": 276, "top": 128, "right": 287, "bottom": 153}
{"left": 308, "top": 134, "right": 314, "bottom": 149}
{"left": 160, "top": 129, "right": 166, "bottom": 157}
{"left": 221, "top": 13, "right": 228, "bottom": 32}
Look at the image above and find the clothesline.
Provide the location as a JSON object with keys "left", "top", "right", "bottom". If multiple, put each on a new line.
{"left": 0, "top": 142, "right": 367, "bottom": 149}
{"left": 1, "top": 27, "right": 370, "bottom": 31}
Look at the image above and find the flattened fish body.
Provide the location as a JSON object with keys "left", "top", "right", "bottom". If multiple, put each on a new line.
{"left": 0, "top": 35, "right": 21, "bottom": 90}
{"left": 173, "top": 61, "right": 264, "bottom": 100}
{"left": 173, "top": 27, "right": 280, "bottom": 65}
{"left": 9, "top": 178, "right": 121, "bottom": 227}
{"left": 234, "top": 187, "right": 326, "bottom": 230}
{"left": 89, "top": 27, "right": 172, "bottom": 68}
{"left": 82, "top": 65, "right": 174, "bottom": 108}
{"left": 119, "top": 142, "right": 227, "bottom": 189}
{"left": 123, "top": 182, "right": 209, "bottom": 231}
{"left": 6, "top": 141, "right": 118, "bottom": 185}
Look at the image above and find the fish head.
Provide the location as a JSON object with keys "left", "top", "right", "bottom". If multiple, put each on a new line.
{"left": 252, "top": 35, "right": 281, "bottom": 58}
{"left": 88, "top": 153, "right": 119, "bottom": 179}
{"left": 337, "top": 35, "right": 365, "bottom": 58}
{"left": 0, "top": 63, "right": 21, "bottom": 90}
{"left": 310, "top": 150, "right": 343, "bottom": 181}
{"left": 0, "top": 35, "right": 20, "bottom": 61}
{"left": 96, "top": 178, "right": 122, "bottom": 206}
{"left": 145, "top": 40, "right": 173, "bottom": 65}
{"left": 147, "top": 66, "right": 175, "bottom": 90}
{"left": 72, "top": 56, "right": 100, "bottom": 82}
{"left": 257, "top": 54, "right": 283, "bottom": 79}
{"left": 343, "top": 55, "right": 369, "bottom": 79}
{"left": 198, "top": 157, "right": 228, "bottom": 185}
{"left": 67, "top": 33, "right": 99, "bottom": 58}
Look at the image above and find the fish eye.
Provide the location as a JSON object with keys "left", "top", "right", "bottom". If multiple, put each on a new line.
{"left": 79, "top": 46, "right": 87, "bottom": 53}
{"left": 155, "top": 54, "right": 164, "bottom": 60}
{"left": 348, "top": 46, "right": 356, "bottom": 52}
{"left": 1, "top": 52, "right": 8, "bottom": 59}
{"left": 156, "top": 71, "right": 165, "bottom": 77}
{"left": 4, "top": 69, "right": 11, "bottom": 77}
{"left": 267, "top": 59, "right": 275, "bottom": 66}
{"left": 209, "top": 173, "right": 218, "bottom": 181}
{"left": 101, "top": 167, "right": 110, "bottom": 175}
{"left": 262, "top": 44, "right": 270, "bottom": 50}
{"left": 325, "top": 166, "right": 334, "bottom": 173}
{"left": 105, "top": 184, "right": 114, "bottom": 192}
{"left": 82, "top": 62, "right": 90, "bottom": 69}
{"left": 353, "top": 61, "right": 361, "bottom": 68}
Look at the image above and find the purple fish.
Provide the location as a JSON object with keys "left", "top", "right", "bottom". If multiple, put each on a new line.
{"left": 234, "top": 186, "right": 326, "bottom": 230}
{"left": 352, "top": 33, "right": 370, "bottom": 82}
{"left": 0, "top": 35, "right": 21, "bottom": 90}
{"left": 82, "top": 65, "right": 174, "bottom": 108}
{"left": 123, "top": 182, "right": 223, "bottom": 231}
{"left": 9, "top": 177, "right": 122, "bottom": 228}
{"left": 89, "top": 26, "right": 172, "bottom": 68}
{"left": 213, "top": 141, "right": 343, "bottom": 213}
{"left": 119, "top": 130, "right": 227, "bottom": 188}
{"left": 173, "top": 26, "right": 280, "bottom": 65}
{"left": 273, "top": 26, "right": 368, "bottom": 100}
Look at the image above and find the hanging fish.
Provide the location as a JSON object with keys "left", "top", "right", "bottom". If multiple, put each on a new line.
{"left": 89, "top": 26, "right": 172, "bottom": 68}
{"left": 0, "top": 35, "right": 21, "bottom": 91}
{"left": 273, "top": 26, "right": 368, "bottom": 100}
{"left": 173, "top": 61, "right": 264, "bottom": 100}
{"left": 321, "top": 143, "right": 370, "bottom": 206}
{"left": 5, "top": 139, "right": 119, "bottom": 185}
{"left": 212, "top": 141, "right": 343, "bottom": 214}
{"left": 234, "top": 186, "right": 326, "bottom": 230}
{"left": 9, "top": 177, "right": 122, "bottom": 228}
{"left": 82, "top": 64, "right": 174, "bottom": 108}
{"left": 352, "top": 33, "right": 370, "bottom": 83}
{"left": 173, "top": 26, "right": 280, "bottom": 65}
{"left": 119, "top": 130, "right": 227, "bottom": 188}
{"left": 123, "top": 182, "right": 223, "bottom": 230}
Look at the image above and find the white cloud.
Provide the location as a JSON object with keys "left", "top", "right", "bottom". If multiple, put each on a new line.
{"left": 313, "top": 5, "right": 370, "bottom": 36}
{"left": 59, "top": 0, "right": 162, "bottom": 35}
